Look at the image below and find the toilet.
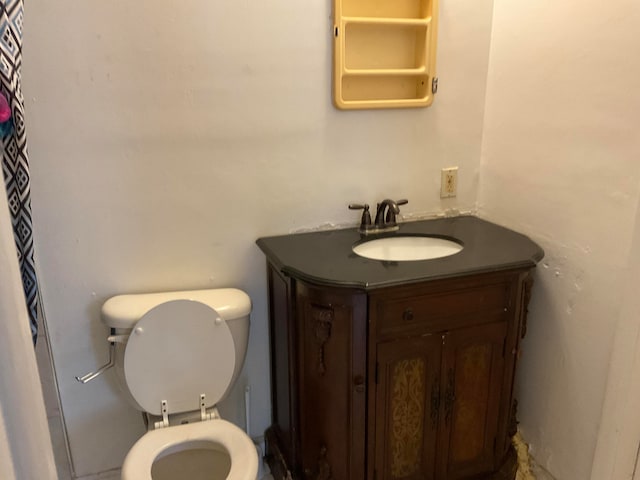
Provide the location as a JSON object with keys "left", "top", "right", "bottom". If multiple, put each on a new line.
{"left": 101, "top": 288, "right": 259, "bottom": 480}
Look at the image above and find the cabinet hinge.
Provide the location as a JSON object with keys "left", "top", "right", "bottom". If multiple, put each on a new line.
{"left": 375, "top": 362, "right": 379, "bottom": 384}
{"left": 432, "top": 77, "right": 439, "bottom": 94}
{"left": 493, "top": 436, "right": 497, "bottom": 453}
{"left": 502, "top": 338, "right": 507, "bottom": 357}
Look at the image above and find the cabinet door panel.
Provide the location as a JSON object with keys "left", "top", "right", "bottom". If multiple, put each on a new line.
{"left": 375, "top": 335, "right": 443, "bottom": 480}
{"left": 267, "top": 265, "right": 298, "bottom": 466}
{"left": 297, "top": 285, "right": 367, "bottom": 480}
{"left": 438, "top": 322, "right": 508, "bottom": 479}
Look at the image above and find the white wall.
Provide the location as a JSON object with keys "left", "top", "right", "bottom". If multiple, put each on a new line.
{"left": 590, "top": 194, "right": 640, "bottom": 480}
{"left": 22, "top": 0, "right": 495, "bottom": 475}
{"left": 479, "top": 0, "right": 640, "bottom": 478}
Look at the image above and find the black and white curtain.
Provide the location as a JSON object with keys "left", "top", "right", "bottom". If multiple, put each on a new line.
{"left": 1, "top": 0, "right": 38, "bottom": 344}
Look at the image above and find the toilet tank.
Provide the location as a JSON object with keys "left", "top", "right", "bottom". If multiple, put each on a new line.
{"left": 101, "top": 288, "right": 251, "bottom": 411}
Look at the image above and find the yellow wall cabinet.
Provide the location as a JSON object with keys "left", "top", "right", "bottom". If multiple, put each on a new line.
{"left": 333, "top": 0, "right": 439, "bottom": 110}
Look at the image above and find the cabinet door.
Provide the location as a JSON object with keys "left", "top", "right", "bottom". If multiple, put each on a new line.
{"left": 374, "top": 335, "right": 443, "bottom": 480}
{"left": 296, "top": 283, "right": 367, "bottom": 480}
{"left": 437, "top": 322, "right": 508, "bottom": 479}
{"left": 267, "top": 264, "right": 299, "bottom": 469}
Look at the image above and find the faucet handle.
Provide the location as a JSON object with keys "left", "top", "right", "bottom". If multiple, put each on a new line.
{"left": 348, "top": 203, "right": 369, "bottom": 210}
{"left": 396, "top": 199, "right": 408, "bottom": 206}
{"left": 349, "top": 203, "right": 372, "bottom": 230}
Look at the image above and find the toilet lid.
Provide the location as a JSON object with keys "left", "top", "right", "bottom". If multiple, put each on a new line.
{"left": 124, "top": 300, "right": 235, "bottom": 416}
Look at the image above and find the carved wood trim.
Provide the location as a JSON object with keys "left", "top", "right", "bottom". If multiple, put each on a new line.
{"left": 316, "top": 446, "right": 332, "bottom": 480}
{"left": 304, "top": 445, "right": 332, "bottom": 480}
{"left": 265, "top": 427, "right": 295, "bottom": 480}
{"left": 521, "top": 274, "right": 534, "bottom": 339}
{"left": 430, "top": 375, "right": 440, "bottom": 430}
{"left": 444, "top": 367, "right": 456, "bottom": 426}
{"left": 508, "top": 399, "right": 519, "bottom": 438}
{"left": 310, "top": 304, "right": 334, "bottom": 375}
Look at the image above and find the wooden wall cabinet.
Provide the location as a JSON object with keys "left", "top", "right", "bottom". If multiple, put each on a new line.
{"left": 266, "top": 264, "right": 534, "bottom": 480}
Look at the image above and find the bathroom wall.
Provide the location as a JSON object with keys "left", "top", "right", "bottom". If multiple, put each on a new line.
{"left": 479, "top": 0, "right": 640, "bottom": 478}
{"left": 590, "top": 194, "right": 640, "bottom": 480}
{"left": 21, "top": 0, "right": 495, "bottom": 476}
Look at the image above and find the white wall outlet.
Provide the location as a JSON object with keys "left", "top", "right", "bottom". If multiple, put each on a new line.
{"left": 441, "top": 167, "right": 458, "bottom": 198}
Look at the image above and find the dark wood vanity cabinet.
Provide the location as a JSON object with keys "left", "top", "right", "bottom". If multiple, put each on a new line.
{"left": 266, "top": 263, "right": 533, "bottom": 480}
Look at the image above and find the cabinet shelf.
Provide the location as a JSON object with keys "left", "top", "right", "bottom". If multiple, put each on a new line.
{"left": 341, "top": 16, "right": 431, "bottom": 25}
{"left": 334, "top": 0, "right": 438, "bottom": 109}
{"left": 343, "top": 22, "right": 428, "bottom": 70}
{"left": 342, "top": 68, "right": 427, "bottom": 75}
{"left": 341, "top": 0, "right": 432, "bottom": 19}
{"left": 341, "top": 74, "right": 431, "bottom": 105}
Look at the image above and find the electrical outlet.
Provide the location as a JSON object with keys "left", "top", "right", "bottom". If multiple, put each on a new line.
{"left": 441, "top": 167, "right": 458, "bottom": 198}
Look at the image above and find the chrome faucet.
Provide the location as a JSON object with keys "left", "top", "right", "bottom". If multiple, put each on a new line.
{"left": 349, "top": 198, "right": 408, "bottom": 234}
{"left": 374, "top": 199, "right": 407, "bottom": 227}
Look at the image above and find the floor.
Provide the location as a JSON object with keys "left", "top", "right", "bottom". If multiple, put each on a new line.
{"left": 514, "top": 432, "right": 556, "bottom": 480}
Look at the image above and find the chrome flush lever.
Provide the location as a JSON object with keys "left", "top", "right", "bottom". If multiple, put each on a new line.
{"left": 75, "top": 342, "right": 115, "bottom": 384}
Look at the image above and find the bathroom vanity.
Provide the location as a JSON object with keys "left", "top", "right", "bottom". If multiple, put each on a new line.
{"left": 256, "top": 216, "right": 543, "bottom": 480}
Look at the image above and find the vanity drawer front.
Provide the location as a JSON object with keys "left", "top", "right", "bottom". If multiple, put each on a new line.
{"left": 375, "top": 282, "right": 511, "bottom": 335}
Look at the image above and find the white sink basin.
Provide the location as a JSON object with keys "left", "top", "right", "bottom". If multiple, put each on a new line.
{"left": 353, "top": 236, "right": 463, "bottom": 261}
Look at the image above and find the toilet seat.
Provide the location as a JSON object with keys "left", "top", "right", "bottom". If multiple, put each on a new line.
{"left": 121, "top": 419, "right": 258, "bottom": 480}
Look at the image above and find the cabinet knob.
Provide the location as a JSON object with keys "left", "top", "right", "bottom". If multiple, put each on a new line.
{"left": 353, "top": 375, "right": 365, "bottom": 393}
{"left": 402, "top": 308, "right": 414, "bottom": 321}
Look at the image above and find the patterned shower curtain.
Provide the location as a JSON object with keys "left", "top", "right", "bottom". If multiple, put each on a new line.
{"left": 1, "top": 0, "right": 38, "bottom": 344}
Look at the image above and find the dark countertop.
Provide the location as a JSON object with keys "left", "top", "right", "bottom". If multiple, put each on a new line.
{"left": 256, "top": 216, "right": 544, "bottom": 290}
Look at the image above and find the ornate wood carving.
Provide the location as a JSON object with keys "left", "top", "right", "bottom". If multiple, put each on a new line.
{"left": 508, "top": 399, "right": 519, "bottom": 437}
{"left": 430, "top": 375, "right": 440, "bottom": 429}
{"left": 265, "top": 427, "right": 295, "bottom": 480}
{"left": 305, "top": 445, "right": 332, "bottom": 480}
{"left": 310, "top": 305, "right": 334, "bottom": 375}
{"left": 521, "top": 274, "right": 534, "bottom": 339}
{"left": 390, "top": 358, "right": 426, "bottom": 478}
{"left": 316, "top": 446, "right": 332, "bottom": 480}
{"left": 444, "top": 367, "right": 456, "bottom": 426}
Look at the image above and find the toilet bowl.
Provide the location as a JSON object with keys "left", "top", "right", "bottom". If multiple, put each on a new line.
{"left": 122, "top": 419, "right": 257, "bottom": 480}
{"left": 101, "top": 289, "right": 258, "bottom": 480}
